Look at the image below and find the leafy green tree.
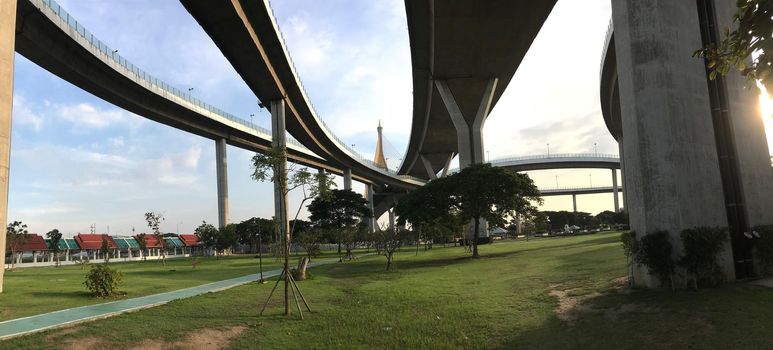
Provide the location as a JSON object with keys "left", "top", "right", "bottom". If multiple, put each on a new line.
{"left": 235, "top": 217, "right": 274, "bottom": 253}
{"left": 46, "top": 229, "right": 62, "bottom": 267}
{"left": 194, "top": 221, "right": 219, "bottom": 258}
{"left": 144, "top": 212, "right": 166, "bottom": 265}
{"left": 308, "top": 189, "right": 371, "bottom": 255}
{"left": 136, "top": 233, "right": 148, "bottom": 261}
{"left": 216, "top": 224, "right": 239, "bottom": 256}
{"left": 100, "top": 236, "right": 111, "bottom": 263}
{"left": 440, "top": 164, "right": 541, "bottom": 258}
{"left": 695, "top": 0, "right": 773, "bottom": 92}
{"left": 6, "top": 221, "right": 29, "bottom": 269}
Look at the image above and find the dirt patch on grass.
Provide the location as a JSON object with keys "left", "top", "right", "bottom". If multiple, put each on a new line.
{"left": 549, "top": 278, "right": 661, "bottom": 324}
{"left": 128, "top": 325, "right": 247, "bottom": 350}
{"left": 61, "top": 336, "right": 106, "bottom": 350}
{"left": 45, "top": 326, "right": 79, "bottom": 341}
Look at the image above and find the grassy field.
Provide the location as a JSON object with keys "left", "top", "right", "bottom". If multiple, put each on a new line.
{"left": 0, "top": 251, "right": 337, "bottom": 321}
{"left": 3, "top": 232, "right": 773, "bottom": 349}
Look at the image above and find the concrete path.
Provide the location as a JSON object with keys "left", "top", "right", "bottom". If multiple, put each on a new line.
{"left": 0, "top": 260, "right": 332, "bottom": 340}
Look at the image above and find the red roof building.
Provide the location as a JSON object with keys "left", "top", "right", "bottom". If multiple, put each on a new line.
{"left": 179, "top": 234, "right": 200, "bottom": 247}
{"left": 74, "top": 234, "right": 117, "bottom": 250}
{"left": 5, "top": 234, "right": 48, "bottom": 252}
{"left": 134, "top": 234, "right": 163, "bottom": 248}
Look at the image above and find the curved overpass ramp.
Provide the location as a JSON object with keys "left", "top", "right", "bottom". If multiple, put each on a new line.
{"left": 13, "top": 0, "right": 351, "bottom": 175}
{"left": 179, "top": 0, "right": 423, "bottom": 191}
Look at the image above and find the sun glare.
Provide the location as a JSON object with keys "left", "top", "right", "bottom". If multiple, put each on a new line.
{"left": 757, "top": 86, "right": 773, "bottom": 156}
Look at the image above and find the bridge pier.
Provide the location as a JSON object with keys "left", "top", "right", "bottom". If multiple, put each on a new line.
{"left": 611, "top": 168, "right": 619, "bottom": 212}
{"left": 0, "top": 0, "right": 17, "bottom": 293}
{"left": 343, "top": 168, "right": 352, "bottom": 191}
{"left": 612, "top": 0, "right": 773, "bottom": 287}
{"left": 270, "top": 99, "right": 289, "bottom": 255}
{"left": 572, "top": 194, "right": 577, "bottom": 213}
{"left": 215, "top": 138, "right": 229, "bottom": 228}
{"left": 435, "top": 78, "right": 498, "bottom": 239}
{"left": 365, "top": 184, "right": 375, "bottom": 233}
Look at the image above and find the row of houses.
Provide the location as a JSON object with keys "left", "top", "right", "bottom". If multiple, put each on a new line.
{"left": 4, "top": 233, "right": 203, "bottom": 267}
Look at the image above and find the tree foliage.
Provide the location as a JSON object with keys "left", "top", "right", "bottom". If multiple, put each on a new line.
{"left": 46, "top": 229, "right": 62, "bottom": 267}
{"left": 398, "top": 164, "right": 541, "bottom": 258}
{"left": 84, "top": 264, "right": 123, "bottom": 298}
{"left": 695, "top": 0, "right": 773, "bottom": 92}
{"left": 6, "top": 221, "right": 29, "bottom": 269}
{"left": 144, "top": 211, "right": 167, "bottom": 264}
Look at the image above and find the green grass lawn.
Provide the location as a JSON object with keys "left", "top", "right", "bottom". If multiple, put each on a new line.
{"left": 3, "top": 232, "right": 773, "bottom": 349}
{"left": 0, "top": 250, "right": 345, "bottom": 322}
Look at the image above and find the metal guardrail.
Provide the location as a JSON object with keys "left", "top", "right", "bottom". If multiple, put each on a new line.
{"left": 265, "top": 1, "right": 418, "bottom": 179}
{"left": 490, "top": 153, "right": 619, "bottom": 165}
{"left": 539, "top": 186, "right": 620, "bottom": 192}
{"left": 600, "top": 18, "right": 613, "bottom": 81}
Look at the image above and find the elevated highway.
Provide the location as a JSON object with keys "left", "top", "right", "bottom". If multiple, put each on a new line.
{"left": 398, "top": 0, "right": 557, "bottom": 179}
{"left": 179, "top": 0, "right": 422, "bottom": 192}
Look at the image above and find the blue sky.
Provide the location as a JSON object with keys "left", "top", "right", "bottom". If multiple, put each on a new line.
{"left": 9, "top": 0, "right": 772, "bottom": 236}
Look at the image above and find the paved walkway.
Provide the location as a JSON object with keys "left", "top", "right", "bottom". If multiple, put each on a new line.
{"left": 0, "top": 260, "right": 331, "bottom": 340}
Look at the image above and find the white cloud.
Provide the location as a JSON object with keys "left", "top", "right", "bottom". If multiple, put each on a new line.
{"left": 12, "top": 95, "right": 44, "bottom": 132}
{"left": 56, "top": 102, "right": 143, "bottom": 130}
{"left": 16, "top": 206, "right": 81, "bottom": 217}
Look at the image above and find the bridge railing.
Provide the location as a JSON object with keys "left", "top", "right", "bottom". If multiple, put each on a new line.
{"left": 490, "top": 153, "right": 619, "bottom": 165}
{"left": 600, "top": 18, "right": 614, "bottom": 81}
{"left": 265, "top": 1, "right": 412, "bottom": 177}
{"left": 36, "top": 0, "right": 310, "bottom": 152}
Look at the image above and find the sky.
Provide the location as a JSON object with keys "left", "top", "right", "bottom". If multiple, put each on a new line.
{"left": 8, "top": 0, "right": 773, "bottom": 236}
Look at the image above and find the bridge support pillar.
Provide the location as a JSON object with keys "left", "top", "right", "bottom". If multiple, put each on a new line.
{"left": 343, "top": 168, "right": 352, "bottom": 191}
{"left": 420, "top": 154, "right": 437, "bottom": 180}
{"left": 0, "top": 0, "right": 17, "bottom": 293}
{"left": 572, "top": 194, "right": 577, "bottom": 213}
{"left": 436, "top": 78, "right": 498, "bottom": 239}
{"left": 215, "top": 138, "right": 229, "bottom": 229}
{"left": 612, "top": 0, "right": 773, "bottom": 287}
{"left": 612, "top": 168, "right": 619, "bottom": 212}
{"left": 270, "top": 99, "right": 289, "bottom": 260}
{"left": 366, "top": 184, "right": 375, "bottom": 233}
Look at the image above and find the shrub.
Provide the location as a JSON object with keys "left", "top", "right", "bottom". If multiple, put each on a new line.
{"left": 679, "top": 227, "right": 728, "bottom": 288}
{"left": 633, "top": 231, "right": 675, "bottom": 288}
{"left": 620, "top": 231, "right": 638, "bottom": 261}
{"left": 84, "top": 264, "right": 123, "bottom": 297}
{"left": 753, "top": 225, "right": 773, "bottom": 275}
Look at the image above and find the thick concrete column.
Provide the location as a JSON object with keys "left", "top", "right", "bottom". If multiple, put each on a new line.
{"left": 612, "top": 0, "right": 733, "bottom": 287}
{"left": 215, "top": 138, "right": 229, "bottom": 228}
{"left": 420, "top": 154, "right": 437, "bottom": 180}
{"left": 617, "top": 137, "right": 626, "bottom": 211}
{"left": 388, "top": 208, "right": 396, "bottom": 231}
{"left": 343, "top": 168, "right": 352, "bottom": 191}
{"left": 572, "top": 194, "right": 577, "bottom": 213}
{"left": 435, "top": 78, "right": 498, "bottom": 239}
{"left": 270, "top": 99, "right": 289, "bottom": 247}
{"left": 612, "top": 168, "right": 620, "bottom": 212}
{"left": 317, "top": 168, "right": 327, "bottom": 192}
{"left": 366, "top": 184, "right": 375, "bottom": 233}
{"left": 0, "top": 0, "right": 17, "bottom": 293}
{"left": 435, "top": 78, "right": 498, "bottom": 168}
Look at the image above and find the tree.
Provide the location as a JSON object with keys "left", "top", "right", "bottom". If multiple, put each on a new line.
{"left": 136, "top": 233, "right": 148, "bottom": 261}
{"left": 144, "top": 212, "right": 166, "bottom": 265}
{"left": 252, "top": 147, "right": 334, "bottom": 317}
{"left": 194, "top": 221, "right": 218, "bottom": 257}
{"left": 46, "top": 229, "right": 62, "bottom": 267}
{"left": 416, "top": 164, "right": 542, "bottom": 258}
{"left": 695, "top": 0, "right": 773, "bottom": 92}
{"left": 295, "top": 228, "right": 322, "bottom": 259}
{"left": 308, "top": 189, "right": 371, "bottom": 256}
{"left": 216, "top": 224, "right": 239, "bottom": 256}
{"left": 6, "top": 221, "right": 29, "bottom": 269}
{"left": 235, "top": 217, "right": 274, "bottom": 253}
{"left": 100, "top": 236, "right": 111, "bottom": 263}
